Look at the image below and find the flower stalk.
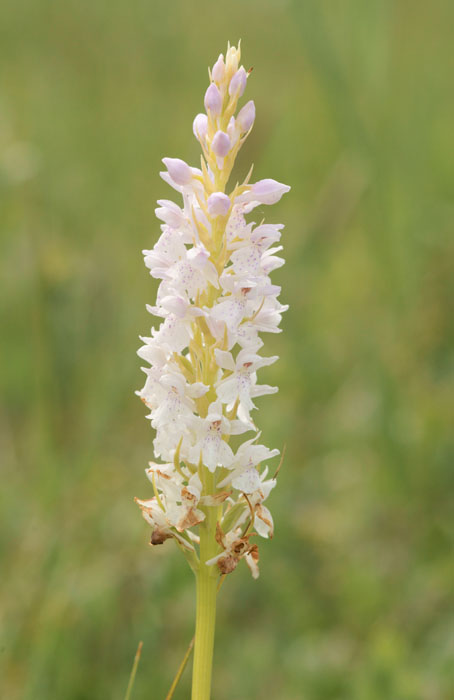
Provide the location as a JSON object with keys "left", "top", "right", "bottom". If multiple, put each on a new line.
{"left": 135, "top": 42, "right": 290, "bottom": 698}
{"left": 192, "top": 503, "right": 218, "bottom": 699}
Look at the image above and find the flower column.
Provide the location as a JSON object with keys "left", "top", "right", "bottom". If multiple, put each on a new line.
{"left": 135, "top": 43, "right": 290, "bottom": 700}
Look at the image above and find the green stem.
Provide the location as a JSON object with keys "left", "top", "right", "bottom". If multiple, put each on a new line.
{"left": 191, "top": 471, "right": 219, "bottom": 700}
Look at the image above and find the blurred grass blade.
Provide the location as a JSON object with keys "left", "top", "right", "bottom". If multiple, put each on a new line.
{"left": 124, "top": 641, "right": 143, "bottom": 700}
{"left": 165, "top": 636, "right": 194, "bottom": 700}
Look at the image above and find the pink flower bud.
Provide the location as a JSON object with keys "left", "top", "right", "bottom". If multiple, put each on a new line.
{"left": 204, "top": 83, "right": 222, "bottom": 115}
{"left": 237, "top": 100, "right": 255, "bottom": 132}
{"left": 212, "top": 131, "right": 231, "bottom": 158}
{"left": 229, "top": 66, "right": 247, "bottom": 97}
{"left": 212, "top": 54, "right": 225, "bottom": 83}
{"left": 162, "top": 157, "right": 193, "bottom": 186}
{"left": 250, "top": 179, "right": 291, "bottom": 205}
{"left": 193, "top": 113, "right": 208, "bottom": 141}
{"left": 207, "top": 192, "right": 231, "bottom": 217}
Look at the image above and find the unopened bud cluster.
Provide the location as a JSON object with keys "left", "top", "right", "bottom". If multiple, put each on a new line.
{"left": 136, "top": 43, "right": 290, "bottom": 579}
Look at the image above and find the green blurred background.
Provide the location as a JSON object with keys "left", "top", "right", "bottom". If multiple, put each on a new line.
{"left": 1, "top": 1, "right": 453, "bottom": 698}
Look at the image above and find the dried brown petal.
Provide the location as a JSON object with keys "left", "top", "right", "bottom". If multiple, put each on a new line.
{"left": 248, "top": 543, "right": 259, "bottom": 562}
{"left": 177, "top": 507, "right": 205, "bottom": 532}
{"left": 150, "top": 529, "right": 172, "bottom": 545}
{"left": 181, "top": 486, "right": 197, "bottom": 504}
{"left": 215, "top": 522, "right": 225, "bottom": 548}
{"left": 200, "top": 490, "right": 231, "bottom": 506}
{"left": 216, "top": 554, "right": 239, "bottom": 575}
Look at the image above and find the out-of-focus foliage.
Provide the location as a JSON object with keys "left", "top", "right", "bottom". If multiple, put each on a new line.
{"left": 1, "top": 1, "right": 453, "bottom": 698}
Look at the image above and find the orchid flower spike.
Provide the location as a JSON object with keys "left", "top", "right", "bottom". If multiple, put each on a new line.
{"left": 136, "top": 43, "right": 290, "bottom": 585}
{"left": 135, "top": 40, "right": 290, "bottom": 700}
